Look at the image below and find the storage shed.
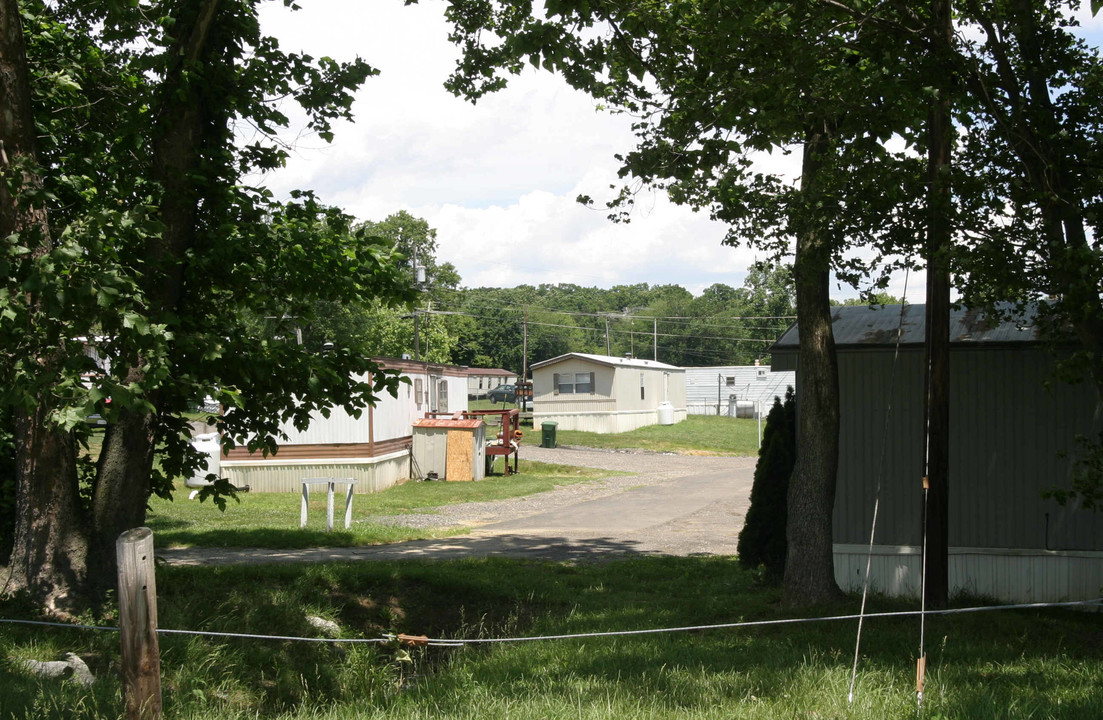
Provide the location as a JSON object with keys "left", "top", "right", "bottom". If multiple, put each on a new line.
{"left": 684, "top": 363, "right": 794, "bottom": 417}
{"left": 771, "top": 303, "right": 1103, "bottom": 603}
{"left": 411, "top": 418, "right": 486, "bottom": 482}
{"left": 220, "top": 357, "right": 470, "bottom": 493}
{"left": 530, "top": 353, "right": 687, "bottom": 433}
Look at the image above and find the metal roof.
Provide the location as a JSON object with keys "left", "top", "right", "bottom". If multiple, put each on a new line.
{"left": 771, "top": 303, "right": 1040, "bottom": 350}
{"left": 530, "top": 352, "right": 683, "bottom": 372}
{"left": 462, "top": 367, "right": 515, "bottom": 377}
{"left": 412, "top": 418, "right": 484, "bottom": 429}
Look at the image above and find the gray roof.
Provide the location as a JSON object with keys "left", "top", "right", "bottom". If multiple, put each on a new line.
{"left": 531, "top": 352, "right": 683, "bottom": 372}
{"left": 772, "top": 303, "right": 1040, "bottom": 350}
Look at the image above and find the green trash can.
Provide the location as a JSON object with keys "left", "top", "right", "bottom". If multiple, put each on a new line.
{"left": 540, "top": 421, "right": 558, "bottom": 448}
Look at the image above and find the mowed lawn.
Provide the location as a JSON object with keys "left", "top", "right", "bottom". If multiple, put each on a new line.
{"left": 146, "top": 459, "right": 618, "bottom": 549}
{"left": 554, "top": 414, "right": 763, "bottom": 455}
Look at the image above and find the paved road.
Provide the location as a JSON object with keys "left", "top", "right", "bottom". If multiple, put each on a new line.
{"left": 159, "top": 446, "right": 757, "bottom": 566}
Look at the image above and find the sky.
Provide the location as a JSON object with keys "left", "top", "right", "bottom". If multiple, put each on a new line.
{"left": 254, "top": 1, "right": 1103, "bottom": 302}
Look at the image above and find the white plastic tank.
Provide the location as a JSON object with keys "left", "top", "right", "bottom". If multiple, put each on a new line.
{"left": 657, "top": 401, "right": 675, "bottom": 425}
{"left": 187, "top": 432, "right": 221, "bottom": 491}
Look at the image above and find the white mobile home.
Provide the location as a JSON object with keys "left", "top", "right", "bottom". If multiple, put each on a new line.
{"left": 465, "top": 367, "right": 517, "bottom": 399}
{"left": 531, "top": 353, "right": 686, "bottom": 434}
{"left": 220, "top": 358, "right": 469, "bottom": 493}
{"left": 684, "top": 363, "right": 794, "bottom": 417}
{"left": 771, "top": 304, "right": 1103, "bottom": 603}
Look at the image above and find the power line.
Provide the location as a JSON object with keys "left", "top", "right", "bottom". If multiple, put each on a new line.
{"left": 422, "top": 309, "right": 781, "bottom": 344}
{"left": 433, "top": 297, "right": 794, "bottom": 324}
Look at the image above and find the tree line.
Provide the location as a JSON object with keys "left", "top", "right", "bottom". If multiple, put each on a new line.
{"left": 307, "top": 215, "right": 798, "bottom": 373}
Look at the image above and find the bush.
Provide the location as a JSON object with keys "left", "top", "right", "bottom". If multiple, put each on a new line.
{"left": 736, "top": 386, "right": 795, "bottom": 582}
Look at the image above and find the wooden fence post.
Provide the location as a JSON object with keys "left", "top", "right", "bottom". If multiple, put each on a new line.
{"left": 117, "top": 527, "right": 162, "bottom": 720}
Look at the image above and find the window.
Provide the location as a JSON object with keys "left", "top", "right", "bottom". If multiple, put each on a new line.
{"left": 415, "top": 378, "right": 424, "bottom": 405}
{"left": 479, "top": 378, "right": 484, "bottom": 389}
{"left": 726, "top": 376, "right": 736, "bottom": 386}
{"left": 640, "top": 372, "right": 645, "bottom": 401}
{"left": 553, "top": 371, "right": 595, "bottom": 395}
{"left": 757, "top": 368, "right": 767, "bottom": 380}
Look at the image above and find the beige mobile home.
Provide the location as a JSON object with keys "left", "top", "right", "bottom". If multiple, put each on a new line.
{"left": 531, "top": 353, "right": 686, "bottom": 433}
{"left": 220, "top": 358, "right": 469, "bottom": 493}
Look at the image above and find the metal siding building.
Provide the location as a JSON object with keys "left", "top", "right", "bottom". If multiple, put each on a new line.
{"left": 772, "top": 304, "right": 1103, "bottom": 602}
{"left": 221, "top": 358, "right": 470, "bottom": 494}
{"left": 531, "top": 353, "right": 687, "bottom": 433}
{"left": 684, "top": 365, "right": 795, "bottom": 417}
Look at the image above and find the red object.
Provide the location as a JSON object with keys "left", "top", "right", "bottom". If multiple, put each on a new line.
{"left": 425, "top": 408, "right": 522, "bottom": 476}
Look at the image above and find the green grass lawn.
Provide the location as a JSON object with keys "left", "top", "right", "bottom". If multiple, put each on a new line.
{"left": 2, "top": 557, "right": 1099, "bottom": 719}
{"left": 555, "top": 414, "right": 762, "bottom": 456}
{"left": 146, "top": 459, "right": 616, "bottom": 549}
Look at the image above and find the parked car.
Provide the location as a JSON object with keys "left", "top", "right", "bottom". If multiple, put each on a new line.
{"left": 486, "top": 384, "right": 517, "bottom": 403}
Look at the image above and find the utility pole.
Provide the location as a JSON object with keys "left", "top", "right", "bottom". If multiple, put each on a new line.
{"left": 522, "top": 309, "right": 528, "bottom": 411}
{"left": 653, "top": 318, "right": 658, "bottom": 361}
{"left": 923, "top": 0, "right": 953, "bottom": 612}
{"left": 604, "top": 317, "right": 611, "bottom": 356}
{"left": 412, "top": 309, "right": 420, "bottom": 362}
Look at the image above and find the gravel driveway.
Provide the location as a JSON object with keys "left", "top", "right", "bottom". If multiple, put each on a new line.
{"left": 159, "top": 446, "right": 757, "bottom": 566}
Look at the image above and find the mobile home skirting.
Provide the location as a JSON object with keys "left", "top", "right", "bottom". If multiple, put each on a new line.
{"left": 533, "top": 407, "right": 688, "bottom": 434}
{"left": 834, "top": 544, "right": 1103, "bottom": 604}
{"left": 221, "top": 449, "right": 409, "bottom": 494}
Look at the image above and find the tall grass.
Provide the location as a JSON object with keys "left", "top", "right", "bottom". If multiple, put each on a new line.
{"left": 2, "top": 557, "right": 1099, "bottom": 719}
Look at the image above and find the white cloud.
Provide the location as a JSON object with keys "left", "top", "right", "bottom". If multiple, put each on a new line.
{"left": 254, "top": 0, "right": 780, "bottom": 296}
{"left": 255, "top": 0, "right": 1095, "bottom": 303}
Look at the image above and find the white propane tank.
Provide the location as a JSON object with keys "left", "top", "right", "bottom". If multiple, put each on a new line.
{"left": 657, "top": 401, "right": 675, "bottom": 425}
{"left": 186, "top": 433, "right": 222, "bottom": 497}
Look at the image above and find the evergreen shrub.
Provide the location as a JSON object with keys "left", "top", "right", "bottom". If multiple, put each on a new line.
{"left": 736, "top": 386, "right": 795, "bottom": 582}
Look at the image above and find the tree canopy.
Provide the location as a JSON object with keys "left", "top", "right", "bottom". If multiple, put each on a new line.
{"left": 0, "top": 0, "right": 413, "bottom": 609}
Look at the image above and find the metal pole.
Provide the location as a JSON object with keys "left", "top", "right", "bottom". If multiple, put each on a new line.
{"left": 653, "top": 318, "right": 658, "bottom": 361}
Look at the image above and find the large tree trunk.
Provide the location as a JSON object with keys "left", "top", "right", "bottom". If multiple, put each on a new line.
{"left": 88, "top": 0, "right": 225, "bottom": 585}
{"left": 782, "top": 122, "right": 843, "bottom": 606}
{"left": 1, "top": 0, "right": 90, "bottom": 611}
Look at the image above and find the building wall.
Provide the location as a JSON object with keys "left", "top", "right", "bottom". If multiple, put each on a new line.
{"left": 774, "top": 342, "right": 1103, "bottom": 602}
{"left": 684, "top": 366, "right": 794, "bottom": 416}
{"left": 827, "top": 346, "right": 1102, "bottom": 551}
{"left": 221, "top": 450, "right": 409, "bottom": 495}
{"left": 834, "top": 544, "right": 1103, "bottom": 604}
{"left": 218, "top": 361, "right": 471, "bottom": 493}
